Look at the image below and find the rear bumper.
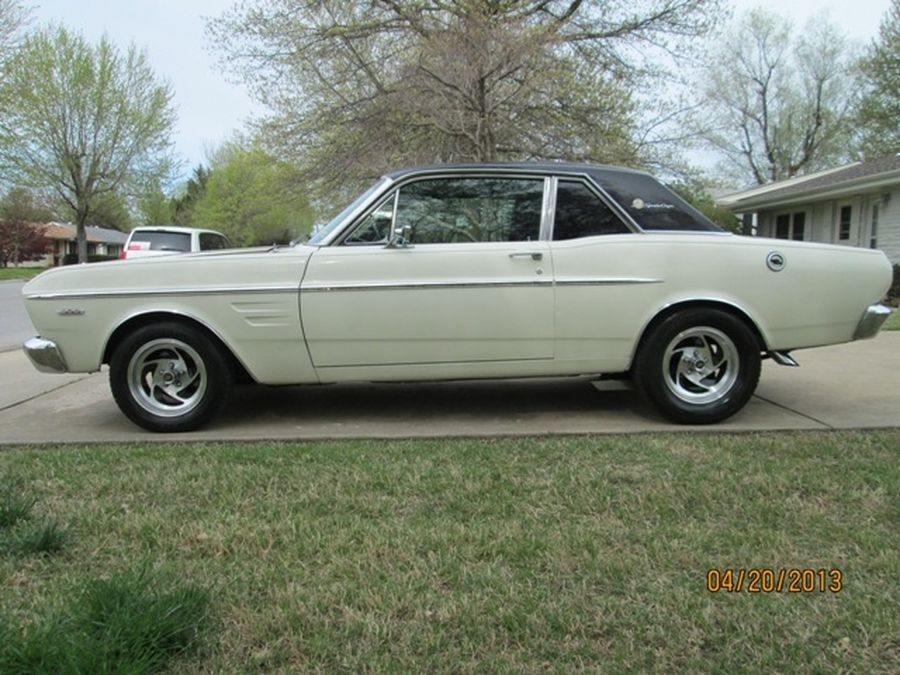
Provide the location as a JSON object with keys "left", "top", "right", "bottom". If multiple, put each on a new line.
{"left": 853, "top": 304, "right": 892, "bottom": 341}
{"left": 23, "top": 337, "right": 68, "bottom": 373}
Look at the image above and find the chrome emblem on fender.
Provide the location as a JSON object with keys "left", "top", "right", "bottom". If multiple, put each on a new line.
{"left": 766, "top": 251, "right": 786, "bottom": 272}
{"left": 57, "top": 308, "right": 85, "bottom": 316}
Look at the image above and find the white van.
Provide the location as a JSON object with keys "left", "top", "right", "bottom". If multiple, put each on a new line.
{"left": 121, "top": 226, "right": 231, "bottom": 260}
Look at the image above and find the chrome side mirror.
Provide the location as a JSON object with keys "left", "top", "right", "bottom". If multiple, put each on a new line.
{"left": 385, "top": 224, "right": 413, "bottom": 249}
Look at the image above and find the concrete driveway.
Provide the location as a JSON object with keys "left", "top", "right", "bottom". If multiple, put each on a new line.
{"left": 0, "top": 332, "right": 897, "bottom": 444}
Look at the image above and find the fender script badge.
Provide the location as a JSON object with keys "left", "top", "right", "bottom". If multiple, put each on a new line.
{"left": 57, "top": 308, "right": 86, "bottom": 316}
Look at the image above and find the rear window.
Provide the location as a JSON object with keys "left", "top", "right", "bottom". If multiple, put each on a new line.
{"left": 589, "top": 172, "right": 723, "bottom": 232}
{"left": 128, "top": 231, "right": 191, "bottom": 252}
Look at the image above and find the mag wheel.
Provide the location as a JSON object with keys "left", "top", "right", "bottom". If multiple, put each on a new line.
{"left": 635, "top": 309, "right": 761, "bottom": 424}
{"left": 109, "top": 322, "right": 233, "bottom": 432}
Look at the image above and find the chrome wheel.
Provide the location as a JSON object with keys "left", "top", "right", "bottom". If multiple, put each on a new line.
{"left": 662, "top": 326, "right": 739, "bottom": 405}
{"left": 126, "top": 338, "right": 207, "bottom": 418}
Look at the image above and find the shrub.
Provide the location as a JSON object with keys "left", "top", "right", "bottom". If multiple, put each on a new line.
{"left": 889, "top": 264, "right": 900, "bottom": 301}
{"left": 61, "top": 253, "right": 120, "bottom": 265}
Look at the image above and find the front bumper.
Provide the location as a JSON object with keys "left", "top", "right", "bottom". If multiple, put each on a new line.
{"left": 853, "top": 304, "right": 893, "bottom": 341}
{"left": 23, "top": 337, "right": 68, "bottom": 373}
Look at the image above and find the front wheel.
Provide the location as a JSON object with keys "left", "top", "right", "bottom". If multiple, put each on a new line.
{"left": 634, "top": 309, "right": 761, "bottom": 424}
{"left": 109, "top": 322, "right": 234, "bottom": 432}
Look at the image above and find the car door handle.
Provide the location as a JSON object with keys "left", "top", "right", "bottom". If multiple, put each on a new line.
{"left": 509, "top": 252, "right": 543, "bottom": 261}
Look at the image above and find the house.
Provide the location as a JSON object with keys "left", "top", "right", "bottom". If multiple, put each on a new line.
{"left": 717, "top": 154, "right": 900, "bottom": 263}
{"left": 38, "top": 222, "right": 129, "bottom": 266}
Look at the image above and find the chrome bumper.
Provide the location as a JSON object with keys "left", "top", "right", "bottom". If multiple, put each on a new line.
{"left": 23, "top": 337, "right": 68, "bottom": 373}
{"left": 853, "top": 304, "right": 892, "bottom": 341}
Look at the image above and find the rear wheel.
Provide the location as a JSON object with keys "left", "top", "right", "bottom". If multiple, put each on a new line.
{"left": 634, "top": 309, "right": 761, "bottom": 424}
{"left": 109, "top": 322, "right": 233, "bottom": 432}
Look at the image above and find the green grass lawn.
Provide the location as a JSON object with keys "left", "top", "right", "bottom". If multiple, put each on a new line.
{"left": 882, "top": 306, "right": 900, "bottom": 331}
{"left": 0, "top": 267, "right": 45, "bottom": 281}
{"left": 1, "top": 432, "right": 898, "bottom": 673}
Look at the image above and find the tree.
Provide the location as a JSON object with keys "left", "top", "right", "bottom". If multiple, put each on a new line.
{"left": 209, "top": 0, "right": 723, "bottom": 203}
{"left": 171, "top": 165, "right": 211, "bottom": 226}
{"left": 857, "top": 0, "right": 900, "bottom": 158}
{"left": 0, "top": 187, "right": 53, "bottom": 267}
{"left": 192, "top": 145, "right": 314, "bottom": 246}
{"left": 671, "top": 183, "right": 741, "bottom": 233}
{"left": 0, "top": 26, "right": 176, "bottom": 262}
{"left": 137, "top": 184, "right": 175, "bottom": 225}
{"left": 78, "top": 191, "right": 134, "bottom": 231}
{"left": 0, "top": 0, "right": 28, "bottom": 67}
{"left": 698, "top": 9, "right": 856, "bottom": 185}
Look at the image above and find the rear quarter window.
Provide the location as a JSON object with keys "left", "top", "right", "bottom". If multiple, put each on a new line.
{"left": 589, "top": 172, "right": 723, "bottom": 232}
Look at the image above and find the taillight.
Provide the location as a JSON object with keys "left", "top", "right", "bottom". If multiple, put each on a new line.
{"left": 119, "top": 250, "right": 126, "bottom": 260}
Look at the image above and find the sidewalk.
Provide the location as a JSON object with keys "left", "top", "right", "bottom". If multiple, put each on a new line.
{"left": 0, "top": 333, "right": 898, "bottom": 444}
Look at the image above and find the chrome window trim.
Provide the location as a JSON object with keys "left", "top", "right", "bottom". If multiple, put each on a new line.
{"left": 319, "top": 166, "right": 724, "bottom": 246}
{"left": 541, "top": 177, "right": 557, "bottom": 241}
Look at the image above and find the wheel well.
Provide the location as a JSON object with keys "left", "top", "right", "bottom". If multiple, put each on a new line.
{"left": 103, "top": 312, "right": 255, "bottom": 384}
{"left": 633, "top": 300, "right": 767, "bottom": 366}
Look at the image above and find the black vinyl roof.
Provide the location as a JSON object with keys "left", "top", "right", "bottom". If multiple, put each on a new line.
{"left": 385, "top": 162, "right": 651, "bottom": 180}
{"left": 384, "top": 162, "right": 722, "bottom": 233}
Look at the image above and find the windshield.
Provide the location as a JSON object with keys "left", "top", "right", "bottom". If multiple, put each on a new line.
{"left": 306, "top": 178, "right": 391, "bottom": 245}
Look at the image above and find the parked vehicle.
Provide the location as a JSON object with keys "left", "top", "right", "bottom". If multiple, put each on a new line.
{"left": 121, "top": 226, "right": 231, "bottom": 260}
{"left": 22, "top": 163, "right": 893, "bottom": 432}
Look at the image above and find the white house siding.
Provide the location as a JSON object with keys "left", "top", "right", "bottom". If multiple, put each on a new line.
{"left": 876, "top": 188, "right": 900, "bottom": 263}
{"left": 810, "top": 201, "right": 832, "bottom": 242}
{"left": 755, "top": 189, "right": 900, "bottom": 264}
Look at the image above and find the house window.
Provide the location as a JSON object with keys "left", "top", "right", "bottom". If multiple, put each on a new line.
{"left": 774, "top": 211, "right": 806, "bottom": 240}
{"left": 792, "top": 212, "right": 805, "bottom": 241}
{"left": 839, "top": 205, "right": 852, "bottom": 240}
{"left": 775, "top": 214, "right": 790, "bottom": 239}
{"left": 870, "top": 203, "right": 879, "bottom": 249}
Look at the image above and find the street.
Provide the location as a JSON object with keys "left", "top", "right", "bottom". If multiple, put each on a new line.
{"left": 0, "top": 280, "right": 34, "bottom": 352}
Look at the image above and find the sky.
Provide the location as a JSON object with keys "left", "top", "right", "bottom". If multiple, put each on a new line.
{"left": 29, "top": 0, "right": 894, "bottom": 182}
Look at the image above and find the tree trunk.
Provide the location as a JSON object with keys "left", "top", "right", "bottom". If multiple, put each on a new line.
{"left": 76, "top": 213, "right": 88, "bottom": 264}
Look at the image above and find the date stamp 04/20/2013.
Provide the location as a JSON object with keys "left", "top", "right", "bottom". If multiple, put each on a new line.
{"left": 706, "top": 568, "right": 844, "bottom": 594}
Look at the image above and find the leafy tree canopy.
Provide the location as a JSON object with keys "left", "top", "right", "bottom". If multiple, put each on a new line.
{"left": 192, "top": 143, "right": 314, "bottom": 246}
{"left": 208, "top": 0, "right": 724, "bottom": 204}
{"left": 0, "top": 186, "right": 53, "bottom": 267}
{"left": 0, "top": 26, "right": 176, "bottom": 262}
{"left": 857, "top": 0, "right": 900, "bottom": 158}
{"left": 698, "top": 9, "right": 857, "bottom": 185}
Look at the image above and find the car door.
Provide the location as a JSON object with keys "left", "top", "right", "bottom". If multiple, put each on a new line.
{"left": 301, "top": 174, "right": 554, "bottom": 368}
{"left": 548, "top": 177, "right": 658, "bottom": 370}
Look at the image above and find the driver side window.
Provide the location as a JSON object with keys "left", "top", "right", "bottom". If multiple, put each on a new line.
{"left": 396, "top": 177, "right": 543, "bottom": 244}
{"left": 341, "top": 176, "right": 544, "bottom": 245}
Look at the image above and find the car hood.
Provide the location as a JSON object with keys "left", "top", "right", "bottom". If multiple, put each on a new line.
{"left": 24, "top": 244, "right": 317, "bottom": 298}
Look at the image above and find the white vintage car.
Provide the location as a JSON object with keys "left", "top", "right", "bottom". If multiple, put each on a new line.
{"left": 22, "top": 163, "right": 893, "bottom": 432}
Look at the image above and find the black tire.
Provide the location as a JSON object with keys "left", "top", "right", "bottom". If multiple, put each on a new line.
{"left": 109, "top": 322, "right": 234, "bottom": 432}
{"left": 633, "top": 309, "right": 761, "bottom": 424}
